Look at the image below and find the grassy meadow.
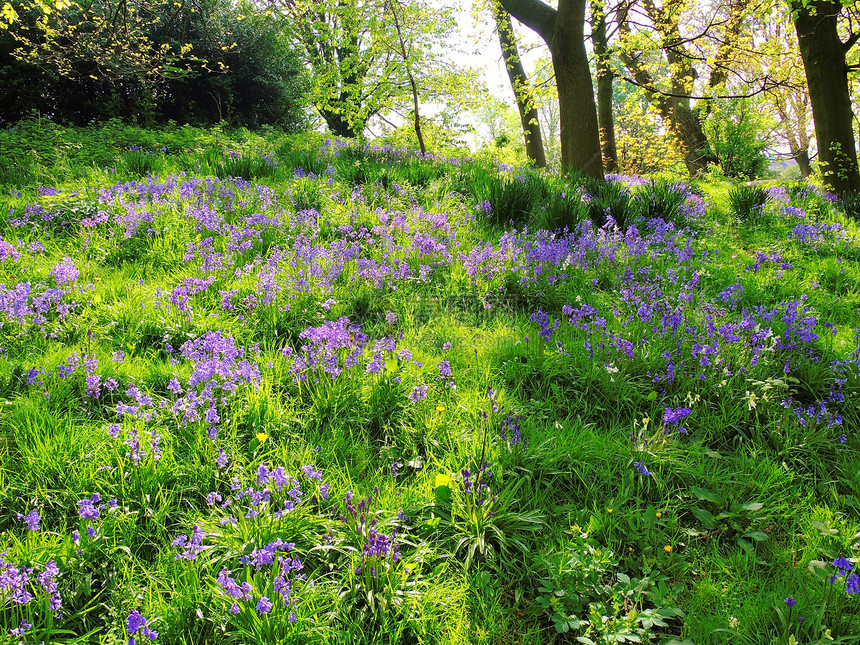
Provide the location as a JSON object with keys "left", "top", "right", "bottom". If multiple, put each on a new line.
{"left": 1, "top": 119, "right": 859, "bottom": 644}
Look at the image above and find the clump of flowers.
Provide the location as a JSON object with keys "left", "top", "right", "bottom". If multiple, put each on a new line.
{"left": 126, "top": 609, "right": 158, "bottom": 644}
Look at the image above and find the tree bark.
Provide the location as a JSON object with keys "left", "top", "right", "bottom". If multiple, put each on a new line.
{"left": 617, "top": 6, "right": 716, "bottom": 176}
{"left": 492, "top": 1, "right": 547, "bottom": 167}
{"left": 387, "top": 0, "right": 426, "bottom": 154}
{"left": 794, "top": 150, "right": 812, "bottom": 178}
{"left": 499, "top": 0, "right": 604, "bottom": 178}
{"left": 591, "top": 0, "right": 617, "bottom": 172}
{"left": 793, "top": 0, "right": 860, "bottom": 195}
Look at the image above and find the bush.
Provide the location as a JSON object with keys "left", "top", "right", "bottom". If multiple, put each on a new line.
{"left": 580, "top": 176, "right": 635, "bottom": 231}
{"left": 477, "top": 174, "right": 540, "bottom": 227}
{"left": 705, "top": 99, "right": 771, "bottom": 180}
{"left": 0, "top": 1, "right": 309, "bottom": 131}
{"left": 728, "top": 185, "right": 768, "bottom": 220}
{"left": 633, "top": 180, "right": 690, "bottom": 226}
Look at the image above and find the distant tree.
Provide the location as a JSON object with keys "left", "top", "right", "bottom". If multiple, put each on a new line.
{"left": 490, "top": 0, "right": 546, "bottom": 167}
{"left": 591, "top": 0, "right": 618, "bottom": 172}
{"left": 615, "top": 0, "right": 750, "bottom": 175}
{"left": 274, "top": 0, "right": 466, "bottom": 141}
{"left": 705, "top": 98, "right": 772, "bottom": 179}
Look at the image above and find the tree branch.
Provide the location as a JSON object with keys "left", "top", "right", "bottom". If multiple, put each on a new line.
{"left": 497, "top": 0, "right": 556, "bottom": 43}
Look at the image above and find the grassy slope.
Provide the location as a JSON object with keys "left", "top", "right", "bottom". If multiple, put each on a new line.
{"left": 0, "top": 123, "right": 859, "bottom": 644}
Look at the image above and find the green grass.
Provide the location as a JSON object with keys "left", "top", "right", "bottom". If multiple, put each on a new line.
{"left": 0, "top": 121, "right": 859, "bottom": 644}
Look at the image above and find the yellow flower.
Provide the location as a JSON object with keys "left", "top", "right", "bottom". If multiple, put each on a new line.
{"left": 256, "top": 432, "right": 268, "bottom": 443}
{"left": 607, "top": 508, "right": 613, "bottom": 514}
{"left": 436, "top": 405, "right": 446, "bottom": 413}
{"left": 664, "top": 545, "right": 673, "bottom": 554}
{"left": 656, "top": 512, "right": 662, "bottom": 518}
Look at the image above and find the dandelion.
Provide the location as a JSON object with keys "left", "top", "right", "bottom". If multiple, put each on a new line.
{"left": 256, "top": 432, "right": 268, "bottom": 443}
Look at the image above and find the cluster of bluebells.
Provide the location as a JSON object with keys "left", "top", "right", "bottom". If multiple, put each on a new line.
{"left": 462, "top": 462, "right": 493, "bottom": 505}
{"left": 829, "top": 556, "right": 860, "bottom": 594}
{"left": 203, "top": 461, "right": 329, "bottom": 526}
{"left": 126, "top": 609, "right": 158, "bottom": 644}
{"left": 215, "top": 542, "right": 304, "bottom": 620}
{"left": 341, "top": 489, "right": 402, "bottom": 579}
{"left": 0, "top": 554, "right": 62, "bottom": 611}
{"left": 108, "top": 423, "right": 163, "bottom": 464}
{"left": 76, "top": 493, "right": 117, "bottom": 539}
{"left": 663, "top": 407, "right": 692, "bottom": 435}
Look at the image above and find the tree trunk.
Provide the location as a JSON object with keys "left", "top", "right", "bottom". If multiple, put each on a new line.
{"left": 794, "top": 149, "right": 812, "bottom": 178}
{"left": 591, "top": 0, "right": 618, "bottom": 172}
{"left": 793, "top": 0, "right": 860, "bottom": 195}
{"left": 499, "top": 0, "right": 604, "bottom": 179}
{"left": 671, "top": 101, "right": 715, "bottom": 175}
{"left": 493, "top": 2, "right": 547, "bottom": 167}
{"left": 387, "top": 0, "right": 426, "bottom": 154}
{"left": 321, "top": 109, "right": 361, "bottom": 138}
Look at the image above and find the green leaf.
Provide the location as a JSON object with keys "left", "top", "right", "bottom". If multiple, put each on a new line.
{"left": 434, "top": 472, "right": 452, "bottom": 504}
{"left": 738, "top": 502, "right": 764, "bottom": 512}
{"left": 691, "top": 486, "right": 722, "bottom": 504}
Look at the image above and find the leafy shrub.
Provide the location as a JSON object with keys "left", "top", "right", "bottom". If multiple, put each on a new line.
{"left": 581, "top": 176, "right": 634, "bottom": 231}
{"left": 475, "top": 174, "right": 540, "bottom": 227}
{"left": 634, "top": 179, "right": 690, "bottom": 225}
{"left": 728, "top": 184, "right": 767, "bottom": 220}
{"left": 535, "top": 534, "right": 683, "bottom": 640}
{"left": 535, "top": 184, "right": 586, "bottom": 232}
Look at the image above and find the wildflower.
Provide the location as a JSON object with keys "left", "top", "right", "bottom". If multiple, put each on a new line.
{"left": 256, "top": 432, "right": 268, "bottom": 443}
{"left": 437, "top": 359, "right": 452, "bottom": 378}
{"left": 664, "top": 545, "right": 673, "bottom": 554}
{"left": 656, "top": 512, "right": 662, "bottom": 518}
{"left": 10, "top": 620, "right": 32, "bottom": 636}
{"left": 833, "top": 556, "right": 853, "bottom": 576}
{"left": 846, "top": 573, "right": 860, "bottom": 594}
{"left": 607, "top": 508, "right": 613, "bottom": 514}
{"left": 784, "top": 596, "right": 797, "bottom": 608}
{"left": 634, "top": 461, "right": 652, "bottom": 476}
{"left": 126, "top": 609, "right": 158, "bottom": 644}
{"left": 18, "top": 509, "right": 40, "bottom": 531}
{"left": 256, "top": 596, "right": 273, "bottom": 613}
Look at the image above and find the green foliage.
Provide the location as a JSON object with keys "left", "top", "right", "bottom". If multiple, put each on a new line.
{"left": 634, "top": 180, "right": 690, "bottom": 227}
{"left": 0, "top": 1, "right": 309, "bottom": 130}
{"left": 1, "top": 124, "right": 860, "bottom": 645}
{"left": 535, "top": 534, "right": 683, "bottom": 642}
{"left": 728, "top": 184, "right": 768, "bottom": 220}
{"left": 534, "top": 180, "right": 586, "bottom": 232}
{"left": 705, "top": 99, "right": 772, "bottom": 180}
{"left": 580, "top": 175, "right": 635, "bottom": 231}
{"left": 474, "top": 173, "right": 540, "bottom": 227}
